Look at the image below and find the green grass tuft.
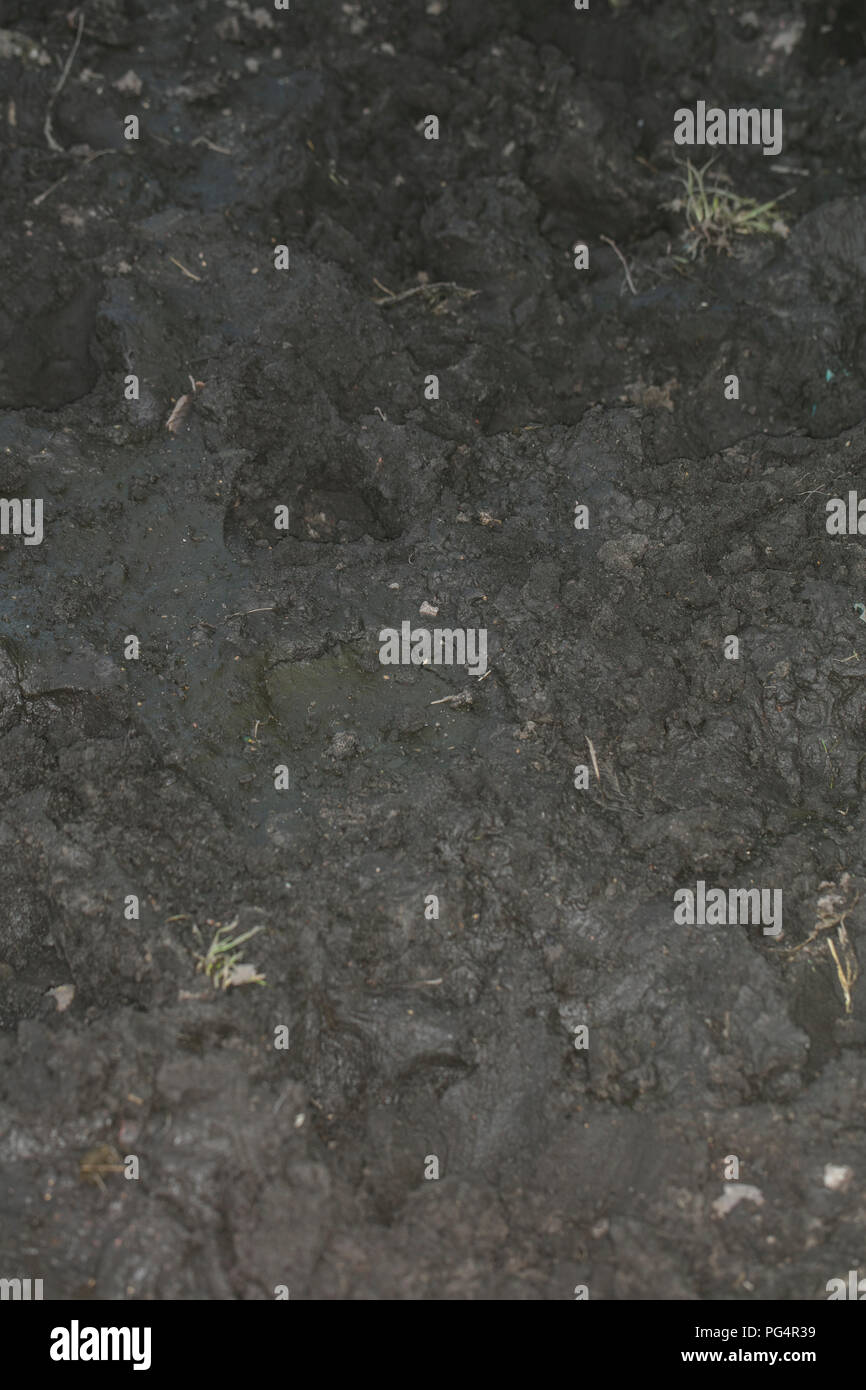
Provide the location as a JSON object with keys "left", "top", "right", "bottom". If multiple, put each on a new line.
{"left": 665, "top": 158, "right": 792, "bottom": 259}
{"left": 195, "top": 920, "right": 266, "bottom": 990}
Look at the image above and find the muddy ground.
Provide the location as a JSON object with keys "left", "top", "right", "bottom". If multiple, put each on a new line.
{"left": 1, "top": 0, "right": 866, "bottom": 1300}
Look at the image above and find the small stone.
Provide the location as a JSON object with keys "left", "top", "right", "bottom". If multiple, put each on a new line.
{"left": 823, "top": 1163, "right": 853, "bottom": 1191}
{"left": 712, "top": 1184, "right": 763, "bottom": 1217}
{"left": 113, "top": 70, "right": 143, "bottom": 95}
{"left": 47, "top": 984, "right": 75, "bottom": 1012}
{"left": 223, "top": 962, "right": 264, "bottom": 989}
{"left": 250, "top": 7, "right": 276, "bottom": 28}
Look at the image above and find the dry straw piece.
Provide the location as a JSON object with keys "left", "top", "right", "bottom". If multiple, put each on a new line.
{"left": 780, "top": 874, "right": 860, "bottom": 1014}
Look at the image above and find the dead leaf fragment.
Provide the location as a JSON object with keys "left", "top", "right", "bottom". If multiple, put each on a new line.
{"left": 166, "top": 394, "right": 192, "bottom": 434}
{"left": 625, "top": 377, "right": 678, "bottom": 412}
{"left": 79, "top": 1143, "right": 123, "bottom": 1189}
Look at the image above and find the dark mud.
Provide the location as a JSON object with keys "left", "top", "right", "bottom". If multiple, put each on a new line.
{"left": 1, "top": 0, "right": 866, "bottom": 1300}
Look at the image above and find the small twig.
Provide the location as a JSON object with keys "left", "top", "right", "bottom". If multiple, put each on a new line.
{"left": 272, "top": 1084, "right": 294, "bottom": 1116}
{"left": 599, "top": 235, "right": 637, "bottom": 295}
{"left": 372, "top": 277, "right": 395, "bottom": 298}
{"left": 32, "top": 148, "right": 116, "bottom": 206}
{"left": 225, "top": 607, "right": 276, "bottom": 620}
{"left": 191, "top": 136, "right": 232, "bottom": 155}
{"left": 34, "top": 172, "right": 77, "bottom": 210}
{"left": 44, "top": 10, "right": 85, "bottom": 153}
{"left": 372, "top": 280, "right": 478, "bottom": 307}
{"left": 169, "top": 256, "right": 202, "bottom": 282}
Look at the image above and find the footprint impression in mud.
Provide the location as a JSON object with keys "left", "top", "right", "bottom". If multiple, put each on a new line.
{"left": 299, "top": 488, "right": 382, "bottom": 543}
{"left": 224, "top": 449, "right": 402, "bottom": 555}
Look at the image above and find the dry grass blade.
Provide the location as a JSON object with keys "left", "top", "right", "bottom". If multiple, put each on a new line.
{"left": 372, "top": 280, "right": 478, "bottom": 308}
{"left": 44, "top": 10, "right": 85, "bottom": 153}
{"left": 827, "top": 926, "right": 858, "bottom": 1015}
{"left": 778, "top": 874, "right": 860, "bottom": 1014}
{"left": 168, "top": 256, "right": 202, "bottom": 282}
{"left": 585, "top": 735, "right": 601, "bottom": 784}
{"left": 599, "top": 235, "right": 637, "bottom": 294}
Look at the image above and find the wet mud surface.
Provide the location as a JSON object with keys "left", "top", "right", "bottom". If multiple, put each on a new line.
{"left": 2, "top": 0, "right": 866, "bottom": 1299}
